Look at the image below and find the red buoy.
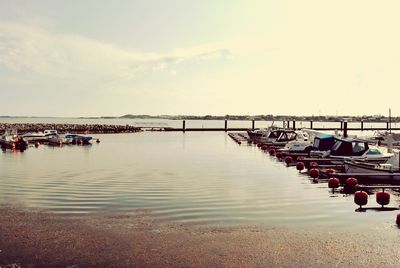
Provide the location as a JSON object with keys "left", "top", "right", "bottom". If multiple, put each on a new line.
{"left": 309, "top": 168, "right": 319, "bottom": 179}
{"left": 34, "top": 142, "right": 40, "bottom": 148}
{"left": 276, "top": 152, "right": 283, "bottom": 159}
{"left": 343, "top": 177, "right": 358, "bottom": 194}
{"left": 346, "top": 177, "right": 358, "bottom": 187}
{"left": 310, "top": 162, "right": 318, "bottom": 168}
{"left": 328, "top": 177, "right": 340, "bottom": 189}
{"left": 261, "top": 145, "right": 268, "bottom": 151}
{"left": 296, "top": 162, "right": 305, "bottom": 172}
{"left": 354, "top": 191, "right": 368, "bottom": 209}
{"left": 325, "top": 168, "right": 335, "bottom": 177}
{"left": 96, "top": 139, "right": 100, "bottom": 143}
{"left": 376, "top": 191, "right": 390, "bottom": 208}
{"left": 269, "top": 149, "right": 276, "bottom": 156}
{"left": 396, "top": 214, "right": 400, "bottom": 225}
{"left": 238, "top": 141, "right": 241, "bottom": 145}
{"left": 284, "top": 156, "right": 293, "bottom": 165}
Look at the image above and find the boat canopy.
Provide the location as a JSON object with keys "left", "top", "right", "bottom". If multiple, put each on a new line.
{"left": 276, "top": 130, "right": 297, "bottom": 142}
{"left": 268, "top": 130, "right": 285, "bottom": 139}
{"left": 330, "top": 138, "right": 369, "bottom": 156}
{"left": 313, "top": 134, "right": 336, "bottom": 151}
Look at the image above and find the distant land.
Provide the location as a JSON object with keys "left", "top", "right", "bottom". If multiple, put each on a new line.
{"left": 0, "top": 114, "right": 398, "bottom": 122}
{"left": 90, "top": 114, "right": 397, "bottom": 122}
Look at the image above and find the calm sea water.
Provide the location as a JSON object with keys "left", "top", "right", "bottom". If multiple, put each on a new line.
{"left": 1, "top": 131, "right": 399, "bottom": 228}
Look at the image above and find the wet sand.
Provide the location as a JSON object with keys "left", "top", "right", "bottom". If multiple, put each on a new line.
{"left": 1, "top": 206, "right": 400, "bottom": 268}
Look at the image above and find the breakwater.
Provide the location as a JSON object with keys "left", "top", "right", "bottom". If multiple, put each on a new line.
{"left": 0, "top": 123, "right": 141, "bottom": 134}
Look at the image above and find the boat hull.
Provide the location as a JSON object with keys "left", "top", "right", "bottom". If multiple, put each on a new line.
{"left": 344, "top": 161, "right": 400, "bottom": 183}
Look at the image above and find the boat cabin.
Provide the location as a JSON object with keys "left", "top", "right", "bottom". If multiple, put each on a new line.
{"left": 268, "top": 130, "right": 285, "bottom": 140}
{"left": 44, "top": 130, "right": 58, "bottom": 136}
{"left": 313, "top": 134, "right": 336, "bottom": 151}
{"left": 275, "top": 130, "right": 298, "bottom": 142}
{"left": 330, "top": 138, "right": 369, "bottom": 157}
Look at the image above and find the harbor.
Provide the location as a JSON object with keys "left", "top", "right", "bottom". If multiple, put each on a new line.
{"left": 2, "top": 129, "right": 400, "bottom": 267}
{"left": 2, "top": 0, "right": 400, "bottom": 266}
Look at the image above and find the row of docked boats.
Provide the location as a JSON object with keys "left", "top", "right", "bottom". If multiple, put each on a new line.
{"left": 22, "top": 130, "right": 93, "bottom": 145}
{"left": 245, "top": 126, "right": 400, "bottom": 183}
{"left": 0, "top": 129, "right": 94, "bottom": 150}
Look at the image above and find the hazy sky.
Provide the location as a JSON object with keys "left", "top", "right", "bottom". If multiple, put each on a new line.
{"left": 0, "top": 0, "right": 399, "bottom": 117}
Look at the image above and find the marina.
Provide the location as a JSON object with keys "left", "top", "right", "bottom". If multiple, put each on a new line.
{"left": 2, "top": 128, "right": 400, "bottom": 225}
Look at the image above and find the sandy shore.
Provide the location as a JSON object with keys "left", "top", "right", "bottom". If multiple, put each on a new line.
{"left": 1, "top": 206, "right": 400, "bottom": 268}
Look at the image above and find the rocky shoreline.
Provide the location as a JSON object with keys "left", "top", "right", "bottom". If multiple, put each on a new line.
{"left": 0, "top": 123, "right": 141, "bottom": 134}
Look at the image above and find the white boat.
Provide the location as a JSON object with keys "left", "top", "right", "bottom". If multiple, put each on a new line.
{"left": 310, "top": 138, "right": 392, "bottom": 163}
{"left": 343, "top": 152, "right": 400, "bottom": 182}
{"left": 22, "top": 130, "right": 58, "bottom": 142}
{"left": 48, "top": 134, "right": 73, "bottom": 145}
{"left": 260, "top": 129, "right": 309, "bottom": 147}
{"left": 247, "top": 126, "right": 281, "bottom": 139}
{"left": 279, "top": 130, "right": 333, "bottom": 154}
{"left": 368, "top": 131, "right": 400, "bottom": 147}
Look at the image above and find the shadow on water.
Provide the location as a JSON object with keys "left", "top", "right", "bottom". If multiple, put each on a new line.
{"left": 355, "top": 207, "right": 399, "bottom": 213}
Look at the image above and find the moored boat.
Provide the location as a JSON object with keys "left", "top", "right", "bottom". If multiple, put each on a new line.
{"left": 343, "top": 158, "right": 400, "bottom": 183}
{"left": 64, "top": 133, "right": 93, "bottom": 144}
{"left": 48, "top": 134, "right": 73, "bottom": 145}
{"left": 0, "top": 129, "right": 28, "bottom": 150}
{"left": 22, "top": 130, "right": 58, "bottom": 143}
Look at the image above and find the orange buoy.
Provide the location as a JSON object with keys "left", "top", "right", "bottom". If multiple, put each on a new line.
{"left": 269, "top": 148, "right": 276, "bottom": 156}
{"left": 296, "top": 162, "right": 305, "bottom": 172}
{"left": 284, "top": 156, "right": 293, "bottom": 165}
{"left": 309, "top": 168, "right": 319, "bottom": 179}
{"left": 328, "top": 177, "right": 340, "bottom": 189}
{"left": 34, "top": 142, "right": 40, "bottom": 148}
{"left": 376, "top": 191, "right": 390, "bottom": 208}
{"left": 354, "top": 191, "right": 368, "bottom": 209}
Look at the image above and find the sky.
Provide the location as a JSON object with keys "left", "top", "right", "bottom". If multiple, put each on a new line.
{"left": 0, "top": 0, "right": 400, "bottom": 117}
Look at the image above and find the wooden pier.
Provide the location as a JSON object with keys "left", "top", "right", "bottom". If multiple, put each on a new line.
{"left": 161, "top": 120, "right": 399, "bottom": 133}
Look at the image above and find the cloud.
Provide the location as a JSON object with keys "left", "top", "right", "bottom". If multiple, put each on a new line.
{"left": 0, "top": 22, "right": 231, "bottom": 85}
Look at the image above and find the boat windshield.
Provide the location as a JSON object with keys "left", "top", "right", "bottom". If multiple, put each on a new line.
{"left": 331, "top": 141, "right": 342, "bottom": 151}
{"left": 366, "top": 148, "right": 382, "bottom": 155}
{"left": 268, "top": 131, "right": 280, "bottom": 139}
{"left": 352, "top": 142, "right": 366, "bottom": 154}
